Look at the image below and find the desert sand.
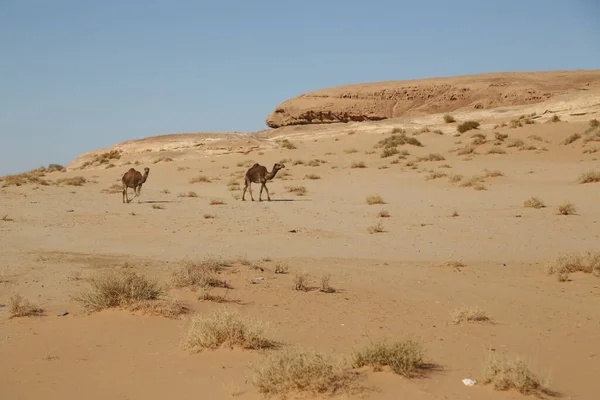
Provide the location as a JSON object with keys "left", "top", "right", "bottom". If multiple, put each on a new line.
{"left": 1, "top": 71, "right": 600, "bottom": 400}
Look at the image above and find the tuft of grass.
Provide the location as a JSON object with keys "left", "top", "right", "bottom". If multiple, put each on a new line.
{"left": 294, "top": 273, "right": 311, "bottom": 291}
{"left": 577, "top": 170, "right": 600, "bottom": 184}
{"left": 487, "top": 147, "right": 506, "bottom": 155}
{"left": 304, "top": 173, "right": 321, "bottom": 180}
{"left": 344, "top": 148, "right": 358, "bottom": 154}
{"left": 73, "top": 271, "right": 185, "bottom": 318}
{"left": 367, "top": 222, "right": 385, "bottom": 234}
{"left": 483, "top": 169, "right": 503, "bottom": 178}
{"left": 443, "top": 114, "right": 456, "bottom": 123}
{"left": 589, "top": 119, "right": 600, "bottom": 129}
{"left": 9, "top": 294, "right": 44, "bottom": 318}
{"left": 189, "top": 175, "right": 211, "bottom": 184}
{"left": 203, "top": 214, "right": 215, "bottom": 219}
{"left": 2, "top": 214, "right": 14, "bottom": 222}
{"left": 55, "top": 176, "right": 87, "bottom": 186}
{"left": 352, "top": 340, "right": 428, "bottom": 377}
{"left": 350, "top": 161, "right": 366, "bottom": 168}
{"left": 562, "top": 133, "right": 581, "bottom": 145}
{"left": 482, "top": 351, "right": 551, "bottom": 396}
{"left": 319, "top": 274, "right": 336, "bottom": 293}
{"left": 178, "top": 191, "right": 198, "bottom": 198}
{"left": 274, "top": 263, "right": 289, "bottom": 274}
{"left": 252, "top": 347, "right": 357, "bottom": 396}
{"left": 374, "top": 134, "right": 422, "bottom": 149}
{"left": 285, "top": 185, "right": 307, "bottom": 196}
{"left": 546, "top": 251, "right": 600, "bottom": 281}
{"left": 456, "top": 145, "right": 477, "bottom": 156}
{"left": 278, "top": 139, "right": 297, "bottom": 149}
{"left": 210, "top": 199, "right": 226, "bottom": 205}
{"left": 456, "top": 121, "right": 480, "bottom": 133}
{"left": 171, "top": 259, "right": 231, "bottom": 288}
{"left": 451, "top": 306, "right": 489, "bottom": 324}
{"left": 152, "top": 204, "right": 165, "bottom": 210}
{"left": 380, "top": 147, "right": 399, "bottom": 158}
{"left": 523, "top": 197, "right": 546, "bottom": 209}
{"left": 417, "top": 153, "right": 445, "bottom": 162}
{"left": 378, "top": 210, "right": 390, "bottom": 218}
{"left": 182, "top": 309, "right": 275, "bottom": 351}
{"left": 506, "top": 139, "right": 525, "bottom": 148}
{"left": 365, "top": 195, "right": 385, "bottom": 205}
{"left": 153, "top": 157, "right": 173, "bottom": 164}
{"left": 557, "top": 202, "right": 576, "bottom": 215}
{"left": 549, "top": 115, "right": 561, "bottom": 123}
{"left": 425, "top": 171, "right": 447, "bottom": 180}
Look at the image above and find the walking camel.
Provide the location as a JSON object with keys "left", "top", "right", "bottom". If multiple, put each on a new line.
{"left": 121, "top": 167, "right": 150, "bottom": 203}
{"left": 242, "top": 163, "right": 285, "bottom": 202}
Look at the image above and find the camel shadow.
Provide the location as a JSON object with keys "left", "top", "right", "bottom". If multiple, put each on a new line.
{"left": 138, "top": 200, "right": 178, "bottom": 204}
{"left": 268, "top": 198, "right": 312, "bottom": 202}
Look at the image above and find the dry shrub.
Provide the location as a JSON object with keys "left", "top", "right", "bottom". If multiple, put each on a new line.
{"left": 487, "top": 147, "right": 507, "bottom": 155}
{"left": 523, "top": 197, "right": 546, "bottom": 209}
{"left": 1, "top": 169, "right": 50, "bottom": 187}
{"left": 153, "top": 157, "right": 173, "bottom": 164}
{"left": 210, "top": 199, "right": 226, "bottom": 205}
{"left": 178, "top": 191, "right": 198, "bottom": 197}
{"left": 365, "top": 195, "right": 385, "bottom": 205}
{"left": 557, "top": 202, "right": 576, "bottom": 215}
{"left": 101, "top": 183, "right": 122, "bottom": 194}
{"left": 189, "top": 175, "right": 211, "bottom": 184}
{"left": 252, "top": 347, "right": 356, "bottom": 396}
{"left": 380, "top": 147, "right": 399, "bottom": 158}
{"left": 482, "top": 351, "right": 551, "bottom": 396}
{"left": 278, "top": 139, "right": 297, "bottom": 149}
{"left": 456, "top": 121, "right": 480, "bottom": 133}
{"left": 507, "top": 139, "right": 525, "bottom": 148}
{"left": 459, "top": 175, "right": 485, "bottom": 189}
{"left": 547, "top": 251, "right": 600, "bottom": 281}
{"left": 443, "top": 114, "right": 456, "bottom": 123}
{"left": 451, "top": 306, "right": 489, "bottom": 324}
{"left": 304, "top": 173, "right": 321, "bottom": 180}
{"left": 417, "top": 153, "right": 445, "bottom": 162}
{"left": 562, "top": 133, "right": 581, "bottom": 145}
{"left": 483, "top": 169, "right": 503, "bottom": 178}
{"left": 350, "top": 161, "right": 366, "bottom": 168}
{"left": 374, "top": 134, "right": 422, "bottom": 149}
{"left": 456, "top": 145, "right": 476, "bottom": 155}
{"left": 274, "top": 263, "right": 289, "bottom": 274}
{"left": 577, "top": 170, "right": 600, "bottom": 183}
{"left": 549, "top": 115, "right": 560, "bottom": 122}
{"left": 203, "top": 214, "right": 215, "bottom": 219}
{"left": 285, "top": 185, "right": 307, "bottom": 196}
{"left": 9, "top": 294, "right": 44, "bottom": 318}
{"left": 425, "top": 171, "right": 447, "bottom": 180}
{"left": 152, "top": 204, "right": 165, "bottom": 210}
{"left": 367, "top": 222, "right": 385, "bottom": 234}
{"left": 74, "top": 271, "right": 185, "bottom": 317}
{"left": 494, "top": 132, "right": 509, "bottom": 141}
{"left": 344, "top": 148, "right": 358, "bottom": 154}
{"left": 352, "top": 340, "right": 428, "bottom": 377}
{"left": 294, "top": 273, "right": 311, "bottom": 291}
{"left": 320, "top": 274, "right": 335, "bottom": 293}
{"left": 378, "top": 210, "right": 390, "bottom": 218}
{"left": 448, "top": 173, "right": 463, "bottom": 183}
{"left": 182, "top": 309, "right": 275, "bottom": 351}
{"left": 171, "top": 259, "right": 231, "bottom": 288}
{"left": 55, "top": 176, "right": 86, "bottom": 186}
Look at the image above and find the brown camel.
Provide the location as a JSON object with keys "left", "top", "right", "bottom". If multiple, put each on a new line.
{"left": 242, "top": 163, "right": 285, "bottom": 201}
{"left": 121, "top": 167, "right": 150, "bottom": 203}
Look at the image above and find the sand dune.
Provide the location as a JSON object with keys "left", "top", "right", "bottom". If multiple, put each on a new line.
{"left": 1, "top": 71, "right": 600, "bottom": 400}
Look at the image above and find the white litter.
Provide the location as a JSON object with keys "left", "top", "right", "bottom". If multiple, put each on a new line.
{"left": 462, "top": 378, "right": 477, "bottom": 386}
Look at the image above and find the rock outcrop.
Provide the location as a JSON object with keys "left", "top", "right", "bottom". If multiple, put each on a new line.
{"left": 265, "top": 70, "right": 600, "bottom": 128}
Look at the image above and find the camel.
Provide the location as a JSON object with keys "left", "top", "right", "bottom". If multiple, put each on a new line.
{"left": 121, "top": 167, "right": 150, "bottom": 203}
{"left": 242, "top": 163, "right": 285, "bottom": 202}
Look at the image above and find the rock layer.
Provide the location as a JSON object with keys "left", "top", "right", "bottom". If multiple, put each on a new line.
{"left": 265, "top": 70, "right": 600, "bottom": 128}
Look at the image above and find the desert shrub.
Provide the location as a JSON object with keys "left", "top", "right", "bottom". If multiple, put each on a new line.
{"left": 557, "top": 202, "right": 576, "bottom": 215}
{"left": 482, "top": 351, "right": 551, "bottom": 396}
{"left": 451, "top": 306, "right": 489, "bottom": 324}
{"left": 55, "top": 176, "right": 86, "bottom": 186}
{"left": 352, "top": 340, "right": 428, "bottom": 377}
{"left": 278, "top": 139, "right": 297, "bottom": 149}
{"left": 443, "top": 114, "right": 456, "bottom": 123}
{"left": 577, "top": 171, "right": 600, "bottom": 183}
{"left": 9, "top": 294, "right": 44, "bottom": 318}
{"left": 562, "top": 133, "right": 581, "bottom": 145}
{"left": 189, "top": 175, "right": 211, "bottom": 183}
{"left": 523, "top": 197, "right": 545, "bottom": 209}
{"left": 456, "top": 121, "right": 480, "bottom": 133}
{"left": 171, "top": 259, "right": 231, "bottom": 288}
{"left": 365, "top": 195, "right": 385, "bottom": 205}
{"left": 547, "top": 251, "right": 600, "bottom": 281}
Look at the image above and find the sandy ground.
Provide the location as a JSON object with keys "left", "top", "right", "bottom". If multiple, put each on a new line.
{"left": 1, "top": 94, "right": 600, "bottom": 399}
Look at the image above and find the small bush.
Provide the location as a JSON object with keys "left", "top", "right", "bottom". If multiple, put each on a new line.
{"left": 425, "top": 171, "right": 447, "bottom": 180}
{"left": 274, "top": 263, "right": 289, "bottom": 274}
{"left": 417, "top": 153, "right": 445, "bottom": 162}
{"left": 590, "top": 119, "right": 600, "bottom": 129}
{"left": 562, "top": 133, "right": 581, "bottom": 145}
{"left": 367, "top": 222, "right": 385, "bottom": 234}
{"left": 171, "top": 259, "right": 231, "bottom": 288}
{"left": 189, "top": 175, "right": 211, "bottom": 184}
{"left": 55, "top": 176, "right": 87, "bottom": 186}
{"left": 451, "top": 306, "right": 489, "bottom": 324}
{"left": 487, "top": 147, "right": 507, "bottom": 155}
{"left": 523, "top": 197, "right": 546, "bottom": 209}
{"left": 278, "top": 139, "right": 297, "bottom": 149}
{"left": 443, "top": 114, "right": 456, "bottom": 123}
{"left": 344, "top": 148, "right": 358, "bottom": 154}
{"left": 320, "top": 274, "right": 336, "bottom": 293}
{"left": 153, "top": 157, "right": 173, "bottom": 164}
{"left": 557, "top": 202, "right": 576, "bottom": 215}
{"left": 380, "top": 147, "right": 399, "bottom": 158}
{"left": 374, "top": 134, "right": 422, "bottom": 149}
{"left": 547, "top": 251, "right": 600, "bottom": 281}
{"left": 577, "top": 171, "right": 600, "bottom": 183}
{"left": 456, "top": 145, "right": 476, "bottom": 156}
{"left": 352, "top": 340, "right": 428, "bottom": 377}
{"left": 304, "top": 174, "right": 321, "bottom": 180}
{"left": 285, "top": 185, "right": 307, "bottom": 196}
{"left": 456, "top": 121, "right": 480, "bottom": 133}
{"left": 178, "top": 191, "right": 198, "bottom": 198}
{"left": 549, "top": 115, "right": 561, "bottom": 122}
{"left": 378, "top": 210, "right": 390, "bottom": 218}
{"left": 482, "top": 351, "right": 551, "bottom": 396}
{"left": 252, "top": 347, "right": 356, "bottom": 396}
{"left": 506, "top": 139, "right": 525, "bottom": 148}
{"left": 9, "top": 294, "right": 44, "bottom": 318}
{"left": 210, "top": 199, "right": 226, "bottom": 205}
{"left": 365, "top": 195, "right": 385, "bottom": 205}
{"left": 294, "top": 273, "right": 311, "bottom": 291}
{"left": 350, "top": 161, "right": 366, "bottom": 168}
{"left": 182, "top": 309, "right": 275, "bottom": 351}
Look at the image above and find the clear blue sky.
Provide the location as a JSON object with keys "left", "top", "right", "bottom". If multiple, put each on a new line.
{"left": 1, "top": 0, "right": 598, "bottom": 175}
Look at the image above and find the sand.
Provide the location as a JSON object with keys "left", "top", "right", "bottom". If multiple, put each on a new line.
{"left": 1, "top": 77, "right": 600, "bottom": 400}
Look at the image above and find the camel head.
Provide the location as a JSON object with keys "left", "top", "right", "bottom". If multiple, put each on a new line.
{"left": 273, "top": 163, "right": 285, "bottom": 171}
{"left": 143, "top": 167, "right": 150, "bottom": 175}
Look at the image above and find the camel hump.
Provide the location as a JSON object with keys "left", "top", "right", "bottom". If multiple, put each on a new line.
{"left": 252, "top": 163, "right": 259, "bottom": 167}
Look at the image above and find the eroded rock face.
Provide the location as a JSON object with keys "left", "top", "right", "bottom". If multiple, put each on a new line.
{"left": 265, "top": 71, "right": 600, "bottom": 128}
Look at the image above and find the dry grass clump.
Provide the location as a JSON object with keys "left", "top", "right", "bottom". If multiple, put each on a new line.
{"left": 274, "top": 263, "right": 289, "bottom": 274}
{"left": 365, "top": 195, "right": 386, "bottom": 205}
{"left": 55, "top": 176, "right": 87, "bottom": 186}
{"left": 507, "top": 138, "right": 525, "bottom": 148}
{"left": 562, "top": 133, "right": 581, "bottom": 145}
{"left": 171, "top": 259, "right": 231, "bottom": 288}
{"left": 320, "top": 274, "right": 336, "bottom": 293}
{"left": 73, "top": 271, "right": 185, "bottom": 317}
{"left": 483, "top": 169, "right": 503, "bottom": 178}
{"left": 523, "top": 197, "right": 546, "bottom": 209}
{"left": 425, "top": 171, "right": 447, "bottom": 180}
{"left": 456, "top": 145, "right": 477, "bottom": 156}
{"left": 577, "top": 170, "right": 600, "bottom": 183}
{"left": 456, "top": 120, "right": 480, "bottom": 133}
{"left": 417, "top": 153, "right": 445, "bottom": 162}
{"left": 101, "top": 183, "right": 122, "bottom": 194}
{"left": 153, "top": 157, "right": 173, "bottom": 164}
{"left": 557, "top": 202, "right": 576, "bottom": 215}
{"left": 367, "top": 221, "right": 385, "bottom": 234}
{"left": 482, "top": 351, "right": 551, "bottom": 396}
{"left": 380, "top": 147, "right": 399, "bottom": 158}
{"left": 378, "top": 210, "right": 390, "bottom": 218}
{"left": 450, "top": 306, "right": 489, "bottom": 324}
{"left": 294, "top": 273, "right": 312, "bottom": 291}
{"left": 448, "top": 173, "right": 463, "bottom": 183}
{"left": 350, "top": 161, "right": 367, "bottom": 168}
{"left": 210, "top": 199, "right": 226, "bottom": 205}
{"left": 151, "top": 204, "right": 165, "bottom": 210}
{"left": 443, "top": 114, "right": 456, "bottom": 123}
{"left": 487, "top": 147, "right": 507, "bottom": 155}
{"left": 182, "top": 309, "right": 275, "bottom": 352}
{"left": 0, "top": 169, "right": 50, "bottom": 187}
{"left": 178, "top": 191, "right": 198, "bottom": 198}
{"left": 352, "top": 339, "right": 428, "bottom": 377}
{"left": 546, "top": 251, "right": 600, "bottom": 281}
{"left": 9, "top": 294, "right": 44, "bottom": 318}
{"left": 459, "top": 175, "right": 486, "bottom": 190}
{"left": 252, "top": 347, "right": 357, "bottom": 396}
{"left": 189, "top": 175, "right": 211, "bottom": 184}
{"left": 304, "top": 173, "right": 321, "bottom": 180}
{"left": 549, "top": 115, "right": 561, "bottom": 123}
{"left": 285, "top": 185, "right": 307, "bottom": 196}
{"left": 344, "top": 148, "right": 358, "bottom": 154}
{"left": 278, "top": 139, "right": 297, "bottom": 149}
{"left": 374, "top": 134, "right": 422, "bottom": 150}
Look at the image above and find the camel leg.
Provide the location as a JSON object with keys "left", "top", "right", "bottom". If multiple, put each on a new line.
{"left": 123, "top": 185, "right": 131, "bottom": 203}
{"left": 242, "top": 182, "right": 248, "bottom": 201}
{"left": 136, "top": 186, "right": 142, "bottom": 203}
{"left": 262, "top": 183, "right": 271, "bottom": 201}
{"left": 248, "top": 182, "right": 254, "bottom": 201}
{"left": 258, "top": 183, "right": 264, "bottom": 202}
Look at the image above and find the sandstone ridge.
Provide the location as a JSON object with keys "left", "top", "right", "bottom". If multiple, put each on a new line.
{"left": 265, "top": 70, "right": 600, "bottom": 128}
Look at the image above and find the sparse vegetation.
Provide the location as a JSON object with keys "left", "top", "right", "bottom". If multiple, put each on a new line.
{"left": 367, "top": 221, "right": 385, "bottom": 234}
{"left": 547, "top": 251, "right": 600, "bottom": 281}
{"left": 350, "top": 161, "right": 366, "bottom": 168}
{"left": 0, "top": 169, "right": 50, "bottom": 187}
{"left": 380, "top": 147, "right": 399, "bottom": 158}
{"left": 182, "top": 309, "right": 275, "bottom": 351}
{"left": 74, "top": 271, "right": 185, "bottom": 318}
{"left": 365, "top": 195, "right": 385, "bottom": 205}
{"left": 178, "top": 191, "right": 198, "bottom": 198}
{"left": 425, "top": 171, "right": 447, "bottom": 180}
{"left": 285, "top": 185, "right": 307, "bottom": 196}
{"left": 443, "top": 114, "right": 456, "bottom": 123}
{"left": 344, "top": 148, "right": 358, "bottom": 154}
{"left": 577, "top": 170, "right": 600, "bottom": 183}
{"left": 171, "top": 259, "right": 231, "bottom": 288}
{"left": 487, "top": 147, "right": 507, "bottom": 155}
{"left": 451, "top": 306, "right": 489, "bottom": 324}
{"left": 456, "top": 120, "right": 480, "bottom": 133}
{"left": 352, "top": 339, "right": 428, "bottom": 377}
{"left": 378, "top": 210, "right": 390, "bottom": 218}
{"left": 304, "top": 173, "right": 321, "bottom": 180}
{"left": 55, "top": 176, "right": 87, "bottom": 186}
{"left": 252, "top": 347, "right": 356, "bottom": 396}
{"left": 189, "top": 175, "right": 211, "bottom": 184}
{"left": 549, "top": 115, "right": 561, "bottom": 123}
{"left": 278, "top": 139, "right": 297, "bottom": 150}
{"left": 153, "top": 157, "right": 173, "bottom": 164}
{"left": 523, "top": 197, "right": 546, "bottom": 209}
{"left": 152, "top": 204, "right": 165, "bottom": 210}
{"left": 482, "top": 351, "right": 551, "bottom": 396}
{"left": 9, "top": 294, "right": 44, "bottom": 318}
{"left": 294, "top": 273, "right": 311, "bottom": 291}
{"left": 506, "top": 138, "right": 525, "bottom": 148}
{"left": 456, "top": 145, "right": 477, "bottom": 156}
{"left": 562, "top": 133, "right": 581, "bottom": 145}
{"left": 374, "top": 134, "right": 422, "bottom": 150}
{"left": 319, "top": 274, "right": 336, "bottom": 293}
{"left": 210, "top": 199, "right": 226, "bottom": 205}
{"left": 557, "top": 202, "right": 576, "bottom": 215}
{"left": 274, "top": 263, "right": 289, "bottom": 274}
{"left": 417, "top": 153, "right": 445, "bottom": 162}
